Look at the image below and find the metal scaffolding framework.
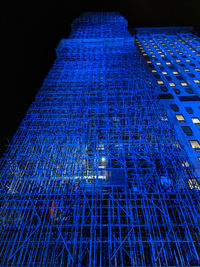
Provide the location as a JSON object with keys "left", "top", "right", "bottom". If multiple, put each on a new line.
{"left": 0, "top": 12, "right": 200, "bottom": 266}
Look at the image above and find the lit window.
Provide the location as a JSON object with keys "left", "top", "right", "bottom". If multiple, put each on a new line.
{"left": 192, "top": 118, "right": 200, "bottom": 124}
{"left": 162, "top": 71, "right": 168, "bottom": 75}
{"left": 186, "top": 59, "right": 191, "bottom": 62}
{"left": 194, "top": 79, "right": 200, "bottom": 84}
{"left": 182, "top": 161, "right": 189, "bottom": 167}
{"left": 156, "top": 63, "right": 161, "bottom": 65}
{"left": 157, "top": 80, "right": 164, "bottom": 85}
{"left": 195, "top": 68, "right": 200, "bottom": 72}
{"left": 166, "top": 62, "right": 171, "bottom": 65}
{"left": 189, "top": 140, "right": 200, "bottom": 151}
{"left": 169, "top": 83, "right": 175, "bottom": 87}
{"left": 184, "top": 69, "right": 190, "bottom": 72}
{"left": 176, "top": 60, "right": 181, "bottom": 62}
{"left": 188, "top": 178, "right": 200, "bottom": 190}
{"left": 176, "top": 114, "right": 185, "bottom": 122}
{"left": 181, "top": 82, "right": 188, "bottom": 86}
{"left": 173, "top": 71, "right": 178, "bottom": 75}
{"left": 152, "top": 70, "right": 157, "bottom": 73}
{"left": 147, "top": 61, "right": 151, "bottom": 63}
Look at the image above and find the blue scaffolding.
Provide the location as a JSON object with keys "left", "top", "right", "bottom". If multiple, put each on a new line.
{"left": 0, "top": 12, "right": 199, "bottom": 266}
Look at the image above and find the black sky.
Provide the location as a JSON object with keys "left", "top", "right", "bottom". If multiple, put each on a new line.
{"left": 1, "top": 0, "right": 200, "bottom": 156}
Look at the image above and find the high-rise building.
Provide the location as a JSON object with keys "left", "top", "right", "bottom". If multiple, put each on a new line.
{"left": 0, "top": 12, "right": 199, "bottom": 266}
{"left": 136, "top": 27, "right": 200, "bottom": 177}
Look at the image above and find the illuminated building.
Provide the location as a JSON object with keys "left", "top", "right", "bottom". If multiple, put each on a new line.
{"left": 0, "top": 12, "right": 199, "bottom": 266}
{"left": 136, "top": 27, "right": 200, "bottom": 177}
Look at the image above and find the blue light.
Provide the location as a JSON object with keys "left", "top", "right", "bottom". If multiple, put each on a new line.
{"left": 0, "top": 12, "right": 199, "bottom": 267}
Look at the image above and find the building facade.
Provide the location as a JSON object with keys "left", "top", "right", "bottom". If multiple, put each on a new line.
{"left": 0, "top": 12, "right": 199, "bottom": 266}
{"left": 136, "top": 27, "right": 200, "bottom": 177}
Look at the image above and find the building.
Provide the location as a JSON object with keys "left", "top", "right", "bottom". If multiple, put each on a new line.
{"left": 0, "top": 12, "right": 199, "bottom": 266}
{"left": 136, "top": 27, "right": 200, "bottom": 177}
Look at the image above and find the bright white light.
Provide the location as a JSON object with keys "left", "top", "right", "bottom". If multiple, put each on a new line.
{"left": 101, "top": 157, "right": 106, "bottom": 162}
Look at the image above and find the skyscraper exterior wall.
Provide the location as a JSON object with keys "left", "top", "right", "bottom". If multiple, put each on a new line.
{"left": 0, "top": 12, "right": 199, "bottom": 266}
{"left": 136, "top": 28, "right": 200, "bottom": 177}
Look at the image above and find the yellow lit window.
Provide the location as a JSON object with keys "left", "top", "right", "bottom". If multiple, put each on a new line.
{"left": 186, "top": 59, "right": 191, "bottom": 62}
{"left": 192, "top": 118, "right": 200, "bottom": 124}
{"left": 173, "top": 71, "right": 178, "bottom": 75}
{"left": 156, "top": 63, "right": 161, "bottom": 65}
{"left": 176, "top": 114, "right": 185, "bottom": 122}
{"left": 176, "top": 60, "right": 181, "bottom": 62}
{"left": 181, "top": 82, "right": 188, "bottom": 86}
{"left": 188, "top": 179, "right": 200, "bottom": 190}
{"left": 152, "top": 55, "right": 156, "bottom": 57}
{"left": 184, "top": 69, "right": 190, "bottom": 72}
{"left": 169, "top": 83, "right": 175, "bottom": 87}
{"left": 162, "top": 71, "right": 168, "bottom": 75}
{"left": 182, "top": 161, "right": 189, "bottom": 167}
{"left": 152, "top": 70, "right": 157, "bottom": 73}
{"left": 195, "top": 68, "right": 200, "bottom": 72}
{"left": 147, "top": 61, "right": 152, "bottom": 63}
{"left": 194, "top": 79, "right": 200, "bottom": 84}
{"left": 157, "top": 80, "right": 164, "bottom": 85}
{"left": 161, "top": 55, "right": 165, "bottom": 57}
{"left": 166, "top": 62, "right": 171, "bottom": 65}
{"left": 143, "top": 53, "right": 147, "bottom": 56}
{"left": 189, "top": 140, "right": 200, "bottom": 150}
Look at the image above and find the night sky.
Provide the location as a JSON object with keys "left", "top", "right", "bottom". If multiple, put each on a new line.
{"left": 1, "top": 0, "right": 200, "bottom": 156}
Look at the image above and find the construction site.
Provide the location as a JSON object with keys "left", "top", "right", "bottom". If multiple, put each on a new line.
{"left": 0, "top": 12, "right": 199, "bottom": 266}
